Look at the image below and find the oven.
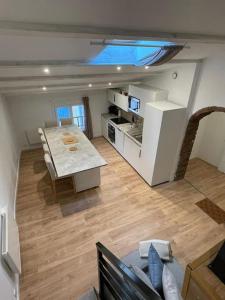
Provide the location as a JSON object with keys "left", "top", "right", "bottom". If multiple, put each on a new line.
{"left": 108, "top": 123, "right": 115, "bottom": 144}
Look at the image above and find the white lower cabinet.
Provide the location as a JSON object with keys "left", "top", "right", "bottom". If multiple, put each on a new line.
{"left": 115, "top": 127, "right": 124, "bottom": 154}
{"left": 101, "top": 116, "right": 109, "bottom": 140}
{"left": 123, "top": 134, "right": 142, "bottom": 173}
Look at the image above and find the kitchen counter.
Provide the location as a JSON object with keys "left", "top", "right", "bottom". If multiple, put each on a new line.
{"left": 102, "top": 113, "right": 142, "bottom": 147}
{"left": 44, "top": 125, "right": 107, "bottom": 178}
{"left": 102, "top": 113, "right": 142, "bottom": 146}
{"left": 101, "top": 113, "right": 117, "bottom": 121}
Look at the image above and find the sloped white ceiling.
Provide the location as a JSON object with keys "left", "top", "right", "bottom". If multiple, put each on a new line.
{"left": 0, "top": 0, "right": 225, "bottom": 36}
{"left": 0, "top": 0, "right": 225, "bottom": 95}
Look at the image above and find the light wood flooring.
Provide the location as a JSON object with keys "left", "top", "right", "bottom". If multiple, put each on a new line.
{"left": 16, "top": 137, "right": 225, "bottom": 299}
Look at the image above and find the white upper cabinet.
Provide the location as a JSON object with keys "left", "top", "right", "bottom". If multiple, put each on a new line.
{"left": 115, "top": 93, "right": 129, "bottom": 112}
{"left": 107, "top": 89, "right": 128, "bottom": 111}
{"left": 108, "top": 89, "right": 116, "bottom": 105}
{"left": 128, "top": 84, "right": 168, "bottom": 117}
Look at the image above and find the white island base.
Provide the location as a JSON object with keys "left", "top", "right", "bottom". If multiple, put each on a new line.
{"left": 73, "top": 167, "right": 100, "bottom": 192}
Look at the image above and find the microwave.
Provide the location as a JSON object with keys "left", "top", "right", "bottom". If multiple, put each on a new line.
{"left": 128, "top": 96, "right": 140, "bottom": 114}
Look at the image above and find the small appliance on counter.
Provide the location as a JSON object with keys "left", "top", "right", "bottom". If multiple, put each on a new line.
{"left": 128, "top": 96, "right": 140, "bottom": 114}
{"left": 108, "top": 105, "right": 119, "bottom": 116}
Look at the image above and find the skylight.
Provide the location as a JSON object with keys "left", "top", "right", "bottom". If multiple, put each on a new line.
{"left": 89, "top": 40, "right": 179, "bottom": 66}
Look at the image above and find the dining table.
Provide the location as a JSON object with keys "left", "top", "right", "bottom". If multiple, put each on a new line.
{"left": 44, "top": 125, "right": 107, "bottom": 192}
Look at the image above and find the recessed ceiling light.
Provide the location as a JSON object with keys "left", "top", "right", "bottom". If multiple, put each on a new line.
{"left": 42, "top": 86, "right": 47, "bottom": 91}
{"left": 145, "top": 66, "right": 149, "bottom": 69}
{"left": 108, "top": 82, "right": 112, "bottom": 86}
{"left": 117, "top": 66, "right": 121, "bottom": 71}
{"left": 43, "top": 68, "right": 50, "bottom": 74}
{"left": 88, "top": 83, "right": 92, "bottom": 87}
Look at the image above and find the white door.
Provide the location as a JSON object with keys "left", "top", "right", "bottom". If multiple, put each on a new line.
{"left": 115, "top": 127, "right": 124, "bottom": 154}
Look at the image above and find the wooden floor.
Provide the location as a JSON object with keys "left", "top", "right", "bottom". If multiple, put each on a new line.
{"left": 17, "top": 137, "right": 225, "bottom": 299}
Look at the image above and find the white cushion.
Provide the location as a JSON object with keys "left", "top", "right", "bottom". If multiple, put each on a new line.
{"left": 162, "top": 265, "right": 182, "bottom": 300}
{"left": 38, "top": 128, "right": 44, "bottom": 135}
{"left": 139, "top": 239, "right": 172, "bottom": 261}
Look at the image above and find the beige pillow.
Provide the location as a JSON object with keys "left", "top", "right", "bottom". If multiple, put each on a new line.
{"left": 162, "top": 265, "right": 182, "bottom": 300}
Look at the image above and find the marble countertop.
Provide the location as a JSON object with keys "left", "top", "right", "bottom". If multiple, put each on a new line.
{"left": 101, "top": 113, "right": 117, "bottom": 120}
{"left": 44, "top": 125, "right": 107, "bottom": 178}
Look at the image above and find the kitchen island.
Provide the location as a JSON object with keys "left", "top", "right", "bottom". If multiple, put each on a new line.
{"left": 44, "top": 125, "right": 107, "bottom": 192}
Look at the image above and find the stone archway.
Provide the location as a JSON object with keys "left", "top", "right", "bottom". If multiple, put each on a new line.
{"left": 175, "top": 106, "right": 225, "bottom": 180}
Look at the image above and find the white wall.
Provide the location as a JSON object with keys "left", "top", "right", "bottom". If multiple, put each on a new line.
{"left": 144, "top": 63, "right": 197, "bottom": 107}
{"left": 191, "top": 55, "right": 225, "bottom": 114}
{"left": 191, "top": 112, "right": 225, "bottom": 166}
{"left": 146, "top": 57, "right": 225, "bottom": 177}
{"left": 0, "top": 94, "right": 20, "bottom": 300}
{"left": 7, "top": 89, "right": 109, "bottom": 149}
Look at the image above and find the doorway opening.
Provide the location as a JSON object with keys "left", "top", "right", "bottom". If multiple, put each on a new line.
{"left": 175, "top": 106, "right": 225, "bottom": 180}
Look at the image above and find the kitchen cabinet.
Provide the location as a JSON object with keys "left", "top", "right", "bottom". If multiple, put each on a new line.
{"left": 128, "top": 84, "right": 168, "bottom": 117}
{"left": 123, "top": 134, "right": 142, "bottom": 173}
{"left": 108, "top": 89, "right": 116, "bottom": 105}
{"left": 115, "top": 93, "right": 128, "bottom": 112}
{"left": 115, "top": 127, "right": 124, "bottom": 154}
{"left": 101, "top": 116, "right": 109, "bottom": 140}
{"left": 140, "top": 101, "right": 186, "bottom": 186}
{"left": 107, "top": 89, "right": 128, "bottom": 112}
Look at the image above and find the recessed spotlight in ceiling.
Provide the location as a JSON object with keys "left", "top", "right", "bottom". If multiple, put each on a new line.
{"left": 88, "top": 83, "right": 92, "bottom": 87}
{"left": 42, "top": 86, "right": 47, "bottom": 91}
{"left": 172, "top": 72, "right": 178, "bottom": 79}
{"left": 108, "top": 82, "right": 112, "bottom": 86}
{"left": 43, "top": 68, "right": 50, "bottom": 74}
{"left": 145, "top": 66, "right": 149, "bottom": 69}
{"left": 117, "top": 66, "right": 121, "bottom": 71}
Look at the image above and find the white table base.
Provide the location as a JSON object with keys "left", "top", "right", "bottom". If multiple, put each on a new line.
{"left": 73, "top": 167, "right": 100, "bottom": 192}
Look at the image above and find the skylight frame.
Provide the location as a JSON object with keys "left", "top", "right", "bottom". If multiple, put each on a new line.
{"left": 88, "top": 39, "right": 179, "bottom": 66}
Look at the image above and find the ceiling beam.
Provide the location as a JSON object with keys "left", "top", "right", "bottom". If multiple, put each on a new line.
{"left": 0, "top": 79, "right": 142, "bottom": 91}
{"left": 0, "top": 80, "right": 141, "bottom": 95}
{"left": 0, "top": 72, "right": 157, "bottom": 82}
{"left": 0, "top": 58, "right": 200, "bottom": 68}
{"left": 1, "top": 20, "right": 225, "bottom": 43}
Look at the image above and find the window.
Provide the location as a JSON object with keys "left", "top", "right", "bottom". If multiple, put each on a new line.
{"left": 88, "top": 39, "right": 177, "bottom": 66}
{"left": 55, "top": 104, "right": 85, "bottom": 131}
{"left": 72, "top": 105, "right": 85, "bottom": 131}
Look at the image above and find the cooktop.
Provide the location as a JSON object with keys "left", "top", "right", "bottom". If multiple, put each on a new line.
{"left": 110, "top": 117, "right": 129, "bottom": 125}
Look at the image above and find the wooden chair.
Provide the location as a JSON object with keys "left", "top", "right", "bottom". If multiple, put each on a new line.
{"left": 61, "top": 118, "right": 73, "bottom": 126}
{"left": 44, "top": 120, "right": 58, "bottom": 128}
{"left": 44, "top": 153, "right": 75, "bottom": 197}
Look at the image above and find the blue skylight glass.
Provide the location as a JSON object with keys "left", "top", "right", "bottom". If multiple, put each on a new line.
{"left": 89, "top": 40, "right": 175, "bottom": 66}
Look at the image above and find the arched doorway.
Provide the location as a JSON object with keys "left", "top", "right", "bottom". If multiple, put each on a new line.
{"left": 175, "top": 106, "right": 225, "bottom": 180}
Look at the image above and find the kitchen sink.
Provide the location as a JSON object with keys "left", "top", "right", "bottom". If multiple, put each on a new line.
{"left": 127, "top": 128, "right": 143, "bottom": 144}
{"left": 133, "top": 135, "right": 142, "bottom": 143}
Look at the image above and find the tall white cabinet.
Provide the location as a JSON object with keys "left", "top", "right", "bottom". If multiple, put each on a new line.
{"left": 140, "top": 101, "right": 186, "bottom": 186}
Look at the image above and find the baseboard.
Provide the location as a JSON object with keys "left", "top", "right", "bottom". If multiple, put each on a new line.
{"left": 15, "top": 273, "right": 20, "bottom": 300}
{"left": 21, "top": 143, "right": 42, "bottom": 151}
